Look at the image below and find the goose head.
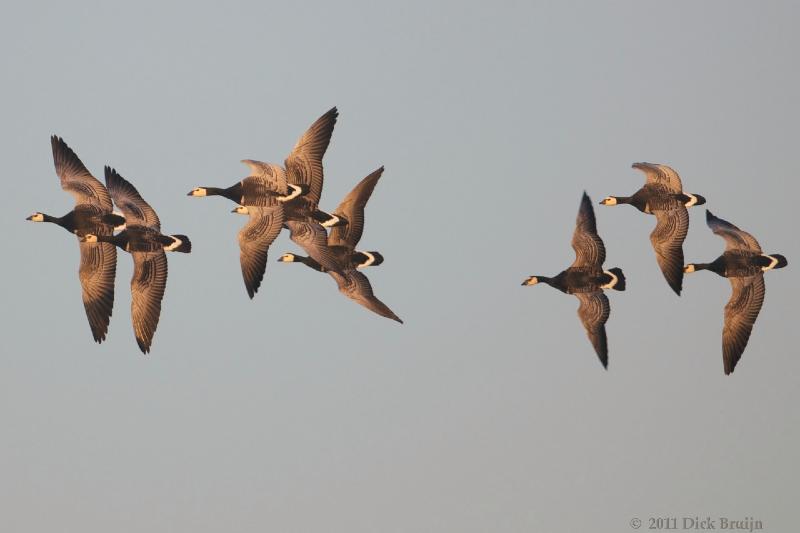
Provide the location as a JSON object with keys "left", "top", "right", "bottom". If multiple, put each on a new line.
{"left": 26, "top": 212, "right": 45, "bottom": 222}
{"left": 599, "top": 196, "right": 618, "bottom": 206}
{"left": 187, "top": 187, "right": 208, "bottom": 197}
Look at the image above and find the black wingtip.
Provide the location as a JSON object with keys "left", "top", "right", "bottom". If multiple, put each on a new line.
{"left": 136, "top": 338, "right": 151, "bottom": 354}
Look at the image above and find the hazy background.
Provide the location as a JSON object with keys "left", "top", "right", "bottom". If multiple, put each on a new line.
{"left": 2, "top": 1, "right": 798, "bottom": 531}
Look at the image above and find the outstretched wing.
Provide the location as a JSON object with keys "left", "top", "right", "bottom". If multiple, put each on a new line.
{"left": 241, "top": 160, "right": 289, "bottom": 196}
{"left": 722, "top": 275, "right": 766, "bottom": 375}
{"left": 706, "top": 210, "right": 762, "bottom": 253}
{"left": 287, "top": 220, "right": 342, "bottom": 274}
{"left": 51, "top": 135, "right": 113, "bottom": 210}
{"left": 328, "top": 166, "right": 384, "bottom": 249}
{"left": 575, "top": 291, "right": 610, "bottom": 368}
{"left": 237, "top": 203, "right": 285, "bottom": 299}
{"left": 331, "top": 270, "right": 403, "bottom": 323}
{"left": 130, "top": 250, "right": 168, "bottom": 354}
{"left": 650, "top": 207, "right": 689, "bottom": 295}
{"left": 632, "top": 162, "right": 684, "bottom": 193}
{"left": 105, "top": 167, "right": 161, "bottom": 230}
{"left": 570, "top": 191, "right": 606, "bottom": 269}
{"left": 78, "top": 240, "right": 117, "bottom": 343}
{"left": 284, "top": 107, "right": 338, "bottom": 207}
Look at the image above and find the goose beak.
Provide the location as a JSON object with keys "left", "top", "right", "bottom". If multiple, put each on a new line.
{"left": 25, "top": 215, "right": 33, "bottom": 220}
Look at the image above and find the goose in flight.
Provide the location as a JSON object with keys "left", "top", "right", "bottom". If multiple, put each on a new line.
{"left": 523, "top": 192, "right": 626, "bottom": 368}
{"left": 274, "top": 166, "right": 402, "bottom": 323}
{"left": 600, "top": 162, "right": 705, "bottom": 295}
{"left": 83, "top": 167, "right": 191, "bottom": 353}
{"left": 26, "top": 136, "right": 125, "bottom": 343}
{"left": 188, "top": 107, "right": 343, "bottom": 288}
{"left": 684, "top": 210, "right": 787, "bottom": 374}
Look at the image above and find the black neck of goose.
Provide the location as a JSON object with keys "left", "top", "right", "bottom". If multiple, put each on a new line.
{"left": 45, "top": 213, "right": 79, "bottom": 233}
{"left": 206, "top": 184, "right": 242, "bottom": 202}
{"left": 614, "top": 196, "right": 634, "bottom": 205}
{"left": 296, "top": 255, "right": 325, "bottom": 272}
{"left": 692, "top": 261, "right": 725, "bottom": 276}
{"left": 93, "top": 232, "right": 127, "bottom": 248}
{"left": 535, "top": 275, "right": 554, "bottom": 286}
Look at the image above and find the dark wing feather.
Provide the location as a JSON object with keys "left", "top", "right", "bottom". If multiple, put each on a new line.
{"left": 632, "top": 162, "right": 684, "bottom": 193}
{"left": 130, "top": 250, "right": 168, "bottom": 354}
{"left": 570, "top": 191, "right": 606, "bottom": 269}
{"left": 241, "top": 160, "right": 289, "bottom": 196}
{"left": 706, "top": 210, "right": 762, "bottom": 253}
{"left": 328, "top": 167, "right": 384, "bottom": 249}
{"left": 287, "top": 220, "right": 343, "bottom": 274}
{"left": 722, "top": 275, "right": 766, "bottom": 374}
{"left": 105, "top": 167, "right": 161, "bottom": 230}
{"left": 575, "top": 291, "right": 610, "bottom": 368}
{"left": 237, "top": 203, "right": 285, "bottom": 298}
{"left": 650, "top": 207, "right": 689, "bottom": 295}
{"left": 78, "top": 241, "right": 117, "bottom": 343}
{"left": 51, "top": 136, "right": 113, "bottom": 210}
{"left": 331, "top": 270, "right": 403, "bottom": 323}
{"left": 284, "top": 107, "right": 338, "bottom": 207}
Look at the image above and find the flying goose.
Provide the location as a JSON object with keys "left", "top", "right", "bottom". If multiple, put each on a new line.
{"left": 231, "top": 200, "right": 285, "bottom": 298}
{"left": 600, "top": 162, "right": 706, "bottom": 295}
{"left": 188, "top": 107, "right": 343, "bottom": 288}
{"left": 274, "top": 167, "right": 402, "bottom": 323}
{"left": 522, "top": 192, "right": 626, "bottom": 368}
{"left": 82, "top": 167, "right": 191, "bottom": 353}
{"left": 26, "top": 136, "right": 125, "bottom": 343}
{"left": 187, "top": 107, "right": 341, "bottom": 224}
{"left": 684, "top": 210, "right": 787, "bottom": 374}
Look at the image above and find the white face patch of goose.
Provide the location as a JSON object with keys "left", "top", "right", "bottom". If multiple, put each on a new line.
{"left": 685, "top": 194, "right": 699, "bottom": 207}
{"left": 191, "top": 188, "right": 208, "bottom": 197}
{"left": 601, "top": 270, "right": 618, "bottom": 289}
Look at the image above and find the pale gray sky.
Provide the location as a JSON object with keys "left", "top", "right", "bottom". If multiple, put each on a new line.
{"left": 2, "top": 1, "right": 799, "bottom": 532}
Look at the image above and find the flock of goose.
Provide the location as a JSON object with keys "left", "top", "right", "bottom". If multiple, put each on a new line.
{"left": 523, "top": 163, "right": 787, "bottom": 374}
{"left": 28, "top": 108, "right": 401, "bottom": 354}
{"left": 27, "top": 109, "right": 788, "bottom": 374}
